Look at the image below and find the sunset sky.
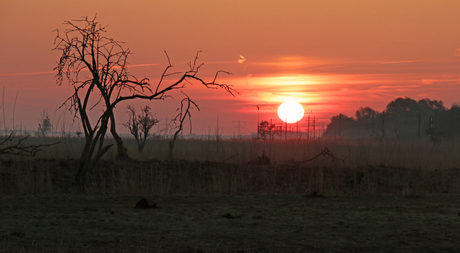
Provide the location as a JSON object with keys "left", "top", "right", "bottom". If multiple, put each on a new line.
{"left": 2, "top": 1, "right": 460, "bottom": 136}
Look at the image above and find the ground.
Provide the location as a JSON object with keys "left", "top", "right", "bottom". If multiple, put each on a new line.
{"left": 1, "top": 194, "right": 460, "bottom": 252}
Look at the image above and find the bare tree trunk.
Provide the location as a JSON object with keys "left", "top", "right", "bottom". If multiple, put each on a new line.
{"left": 139, "top": 133, "right": 148, "bottom": 152}
{"left": 75, "top": 113, "right": 112, "bottom": 189}
{"left": 110, "top": 114, "right": 129, "bottom": 160}
{"left": 168, "top": 131, "right": 180, "bottom": 161}
{"left": 138, "top": 140, "right": 144, "bottom": 153}
{"left": 75, "top": 140, "right": 113, "bottom": 189}
{"left": 75, "top": 136, "right": 93, "bottom": 188}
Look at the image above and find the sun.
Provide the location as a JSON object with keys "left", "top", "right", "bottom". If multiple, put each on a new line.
{"left": 278, "top": 101, "right": 304, "bottom": 123}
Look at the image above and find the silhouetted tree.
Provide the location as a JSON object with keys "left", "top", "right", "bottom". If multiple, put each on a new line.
{"left": 355, "top": 107, "right": 377, "bottom": 122}
{"left": 323, "top": 97, "right": 458, "bottom": 140}
{"left": 418, "top": 98, "right": 446, "bottom": 111}
{"left": 169, "top": 97, "right": 198, "bottom": 160}
{"left": 258, "top": 121, "right": 275, "bottom": 140}
{"left": 124, "top": 105, "right": 159, "bottom": 152}
{"left": 37, "top": 110, "right": 52, "bottom": 137}
{"left": 354, "top": 107, "right": 381, "bottom": 137}
{"left": 323, "top": 114, "right": 358, "bottom": 138}
{"left": 54, "top": 16, "right": 236, "bottom": 188}
{"left": 386, "top": 97, "right": 419, "bottom": 116}
{"left": 440, "top": 103, "right": 460, "bottom": 140}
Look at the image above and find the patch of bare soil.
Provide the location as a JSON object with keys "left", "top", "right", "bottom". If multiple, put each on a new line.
{"left": 1, "top": 194, "right": 460, "bottom": 252}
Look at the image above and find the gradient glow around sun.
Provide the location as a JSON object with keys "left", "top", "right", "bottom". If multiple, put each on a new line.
{"left": 278, "top": 101, "right": 305, "bottom": 123}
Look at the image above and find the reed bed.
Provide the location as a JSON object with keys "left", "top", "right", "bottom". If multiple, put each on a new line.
{"left": 1, "top": 136, "right": 460, "bottom": 196}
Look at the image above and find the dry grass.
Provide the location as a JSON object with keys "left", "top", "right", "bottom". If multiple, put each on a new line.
{"left": 3, "top": 137, "right": 460, "bottom": 252}
{"left": 17, "top": 135, "right": 460, "bottom": 169}
{"left": 1, "top": 136, "right": 460, "bottom": 196}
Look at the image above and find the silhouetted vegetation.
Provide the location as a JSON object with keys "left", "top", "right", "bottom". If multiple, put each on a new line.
{"left": 0, "top": 132, "right": 58, "bottom": 157}
{"left": 124, "top": 105, "right": 159, "bottom": 152}
{"left": 53, "top": 16, "right": 235, "bottom": 188}
{"left": 322, "top": 97, "right": 458, "bottom": 141}
{"left": 258, "top": 120, "right": 276, "bottom": 140}
{"left": 168, "top": 97, "right": 199, "bottom": 160}
{"left": 37, "top": 110, "right": 52, "bottom": 137}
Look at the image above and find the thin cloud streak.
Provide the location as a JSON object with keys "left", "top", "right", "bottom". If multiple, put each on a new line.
{"left": 380, "top": 60, "right": 421, "bottom": 64}
{"left": 0, "top": 71, "right": 55, "bottom": 77}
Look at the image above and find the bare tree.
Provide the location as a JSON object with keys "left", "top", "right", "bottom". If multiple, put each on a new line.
{"left": 258, "top": 121, "right": 275, "bottom": 140}
{"left": 53, "top": 16, "right": 236, "bottom": 188}
{"left": 37, "top": 110, "right": 52, "bottom": 137}
{"left": 169, "top": 97, "right": 199, "bottom": 160}
{"left": 124, "top": 105, "right": 159, "bottom": 152}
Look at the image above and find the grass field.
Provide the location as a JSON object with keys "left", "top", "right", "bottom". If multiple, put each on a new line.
{"left": 3, "top": 136, "right": 459, "bottom": 195}
{"left": 1, "top": 136, "right": 460, "bottom": 252}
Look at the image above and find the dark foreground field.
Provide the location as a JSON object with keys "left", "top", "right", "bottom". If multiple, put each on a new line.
{"left": 1, "top": 194, "right": 460, "bottom": 252}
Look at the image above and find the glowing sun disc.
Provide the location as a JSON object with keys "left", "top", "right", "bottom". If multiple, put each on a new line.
{"left": 278, "top": 101, "right": 304, "bottom": 123}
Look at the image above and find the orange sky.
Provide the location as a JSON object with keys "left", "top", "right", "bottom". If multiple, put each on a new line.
{"left": 1, "top": 1, "right": 460, "bottom": 136}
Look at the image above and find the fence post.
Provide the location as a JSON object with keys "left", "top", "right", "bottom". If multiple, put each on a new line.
{"left": 313, "top": 116, "right": 316, "bottom": 139}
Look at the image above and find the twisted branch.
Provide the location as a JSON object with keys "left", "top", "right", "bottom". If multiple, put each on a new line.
{"left": 297, "top": 148, "right": 345, "bottom": 163}
{"left": 0, "top": 134, "right": 59, "bottom": 157}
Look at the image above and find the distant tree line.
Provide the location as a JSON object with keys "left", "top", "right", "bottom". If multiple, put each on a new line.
{"left": 323, "top": 97, "right": 460, "bottom": 141}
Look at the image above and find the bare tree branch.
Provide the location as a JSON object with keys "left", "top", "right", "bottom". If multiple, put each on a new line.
{"left": 0, "top": 134, "right": 59, "bottom": 157}
{"left": 53, "top": 15, "right": 237, "bottom": 188}
{"left": 169, "top": 96, "right": 200, "bottom": 160}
